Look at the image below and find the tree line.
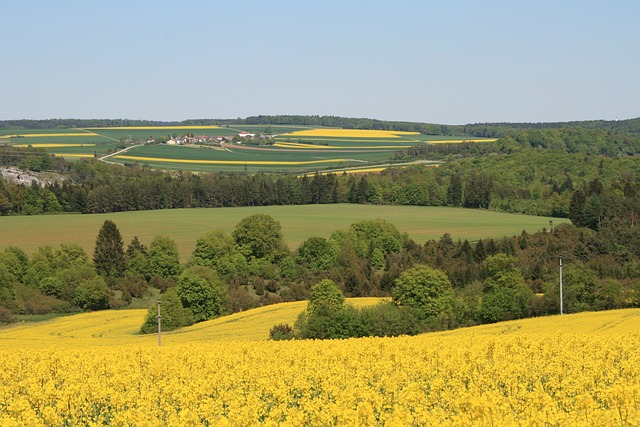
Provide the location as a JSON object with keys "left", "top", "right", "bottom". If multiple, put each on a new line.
{"left": 4, "top": 114, "right": 638, "bottom": 138}
{"left": 2, "top": 146, "right": 640, "bottom": 222}
{"left": 2, "top": 210, "right": 639, "bottom": 337}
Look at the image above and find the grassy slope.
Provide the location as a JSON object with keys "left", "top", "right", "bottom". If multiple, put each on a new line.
{"left": 0, "top": 205, "right": 568, "bottom": 260}
{"left": 1, "top": 300, "right": 638, "bottom": 349}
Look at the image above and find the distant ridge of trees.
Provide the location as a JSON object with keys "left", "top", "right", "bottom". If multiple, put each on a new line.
{"left": 0, "top": 119, "right": 181, "bottom": 129}
{"left": 3, "top": 115, "right": 639, "bottom": 135}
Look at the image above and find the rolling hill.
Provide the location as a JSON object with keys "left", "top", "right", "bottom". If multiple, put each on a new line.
{"left": 1, "top": 299, "right": 638, "bottom": 349}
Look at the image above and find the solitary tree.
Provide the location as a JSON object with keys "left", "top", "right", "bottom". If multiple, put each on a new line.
{"left": 296, "top": 236, "right": 336, "bottom": 271}
{"left": 147, "top": 235, "right": 182, "bottom": 279}
{"left": 191, "top": 230, "right": 236, "bottom": 269}
{"left": 479, "top": 254, "right": 533, "bottom": 323}
{"left": 93, "top": 220, "right": 125, "bottom": 282}
{"left": 232, "top": 214, "right": 288, "bottom": 262}
{"left": 308, "top": 279, "right": 345, "bottom": 314}
{"left": 392, "top": 264, "right": 454, "bottom": 320}
{"left": 176, "top": 266, "right": 227, "bottom": 323}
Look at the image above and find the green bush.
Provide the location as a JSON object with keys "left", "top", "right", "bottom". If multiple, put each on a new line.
{"left": 140, "top": 288, "right": 193, "bottom": 334}
{"left": 269, "top": 323, "right": 294, "bottom": 341}
{"left": 295, "top": 301, "right": 426, "bottom": 340}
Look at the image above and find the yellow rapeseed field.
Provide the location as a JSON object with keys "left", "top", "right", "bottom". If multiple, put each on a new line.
{"left": 1, "top": 308, "right": 639, "bottom": 426}
{"left": 273, "top": 142, "right": 336, "bottom": 149}
{"left": 274, "top": 142, "right": 413, "bottom": 149}
{"left": 300, "top": 167, "right": 389, "bottom": 177}
{"left": 428, "top": 138, "right": 498, "bottom": 144}
{"left": 281, "top": 129, "right": 419, "bottom": 138}
{"left": 0, "top": 299, "right": 382, "bottom": 348}
{"left": 55, "top": 153, "right": 94, "bottom": 158}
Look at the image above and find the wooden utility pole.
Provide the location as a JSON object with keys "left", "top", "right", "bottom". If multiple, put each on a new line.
{"left": 556, "top": 256, "right": 570, "bottom": 315}
{"left": 155, "top": 300, "right": 163, "bottom": 346}
{"left": 559, "top": 256, "right": 564, "bottom": 315}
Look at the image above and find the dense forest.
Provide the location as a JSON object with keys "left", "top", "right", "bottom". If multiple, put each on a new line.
{"left": 1, "top": 145, "right": 639, "bottom": 221}
{"left": 1, "top": 116, "right": 640, "bottom": 335}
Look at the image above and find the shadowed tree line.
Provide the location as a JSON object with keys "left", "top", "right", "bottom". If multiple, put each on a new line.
{"left": 1, "top": 146, "right": 640, "bottom": 221}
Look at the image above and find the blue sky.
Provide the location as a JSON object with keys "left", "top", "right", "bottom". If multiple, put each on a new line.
{"left": 2, "top": 0, "right": 638, "bottom": 124}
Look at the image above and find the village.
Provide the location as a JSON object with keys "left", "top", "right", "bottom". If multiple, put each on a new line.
{"left": 154, "top": 131, "right": 274, "bottom": 146}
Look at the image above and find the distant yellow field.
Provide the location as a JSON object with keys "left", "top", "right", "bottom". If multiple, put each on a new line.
{"left": 282, "top": 129, "right": 420, "bottom": 138}
{"left": 84, "top": 126, "right": 221, "bottom": 130}
{"left": 301, "top": 167, "right": 389, "bottom": 177}
{"left": 114, "top": 155, "right": 351, "bottom": 166}
{"left": 55, "top": 153, "right": 94, "bottom": 158}
{"left": 274, "top": 141, "right": 413, "bottom": 149}
{"left": 14, "top": 143, "right": 95, "bottom": 148}
{"left": 339, "top": 167, "right": 387, "bottom": 174}
{"left": 428, "top": 138, "right": 498, "bottom": 144}
{"left": 273, "top": 142, "right": 335, "bottom": 149}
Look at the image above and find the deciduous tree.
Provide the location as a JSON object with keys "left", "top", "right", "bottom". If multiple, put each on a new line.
{"left": 392, "top": 264, "right": 454, "bottom": 320}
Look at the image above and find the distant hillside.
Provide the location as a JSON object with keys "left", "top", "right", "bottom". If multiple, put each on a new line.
{"left": 3, "top": 115, "right": 638, "bottom": 134}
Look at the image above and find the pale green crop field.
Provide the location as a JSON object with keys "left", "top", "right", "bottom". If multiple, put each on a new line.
{"left": 0, "top": 204, "right": 567, "bottom": 260}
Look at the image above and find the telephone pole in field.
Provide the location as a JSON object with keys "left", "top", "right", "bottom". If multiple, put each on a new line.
{"left": 556, "top": 256, "right": 570, "bottom": 315}
{"left": 155, "top": 300, "right": 163, "bottom": 346}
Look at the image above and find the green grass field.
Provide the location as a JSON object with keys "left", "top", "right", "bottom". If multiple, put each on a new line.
{"left": 0, "top": 205, "right": 568, "bottom": 261}
{"left": 230, "top": 125, "right": 313, "bottom": 134}
{"left": 88, "top": 127, "right": 239, "bottom": 140}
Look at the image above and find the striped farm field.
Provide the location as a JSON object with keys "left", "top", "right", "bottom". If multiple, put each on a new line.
{"left": 0, "top": 204, "right": 568, "bottom": 262}
{"left": 107, "top": 144, "right": 392, "bottom": 172}
{"left": 0, "top": 128, "right": 97, "bottom": 136}
{"left": 0, "top": 132, "right": 96, "bottom": 138}
{"left": 1, "top": 126, "right": 498, "bottom": 172}
{"left": 115, "top": 154, "right": 352, "bottom": 166}
{"left": 281, "top": 129, "right": 420, "bottom": 138}
{"left": 13, "top": 143, "right": 95, "bottom": 148}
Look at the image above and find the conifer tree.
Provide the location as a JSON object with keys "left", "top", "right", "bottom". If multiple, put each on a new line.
{"left": 93, "top": 220, "right": 125, "bottom": 282}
